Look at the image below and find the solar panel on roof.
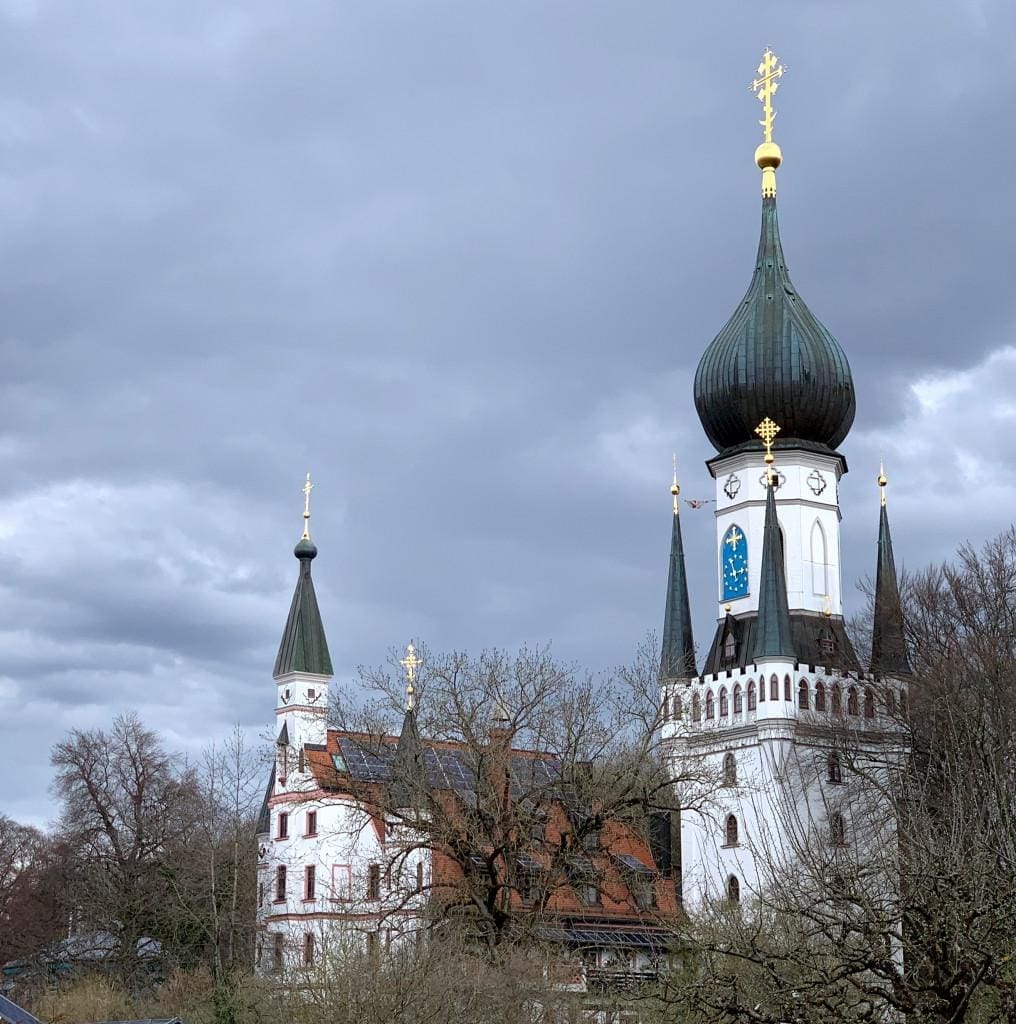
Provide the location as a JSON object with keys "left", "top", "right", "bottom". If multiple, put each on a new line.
{"left": 0, "top": 993, "right": 43, "bottom": 1024}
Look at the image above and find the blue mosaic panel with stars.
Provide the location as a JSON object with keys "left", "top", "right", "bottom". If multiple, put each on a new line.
{"left": 721, "top": 523, "right": 749, "bottom": 601}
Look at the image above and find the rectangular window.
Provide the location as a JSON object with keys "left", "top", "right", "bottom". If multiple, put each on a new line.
{"left": 367, "top": 863, "right": 381, "bottom": 900}
{"left": 278, "top": 812, "right": 289, "bottom": 839}
{"left": 303, "top": 932, "right": 315, "bottom": 967}
{"left": 304, "top": 865, "right": 316, "bottom": 901}
{"left": 272, "top": 932, "right": 284, "bottom": 973}
{"left": 331, "top": 864, "right": 352, "bottom": 901}
{"left": 275, "top": 865, "right": 286, "bottom": 902}
{"left": 306, "top": 810, "right": 317, "bottom": 836}
{"left": 415, "top": 861, "right": 424, "bottom": 892}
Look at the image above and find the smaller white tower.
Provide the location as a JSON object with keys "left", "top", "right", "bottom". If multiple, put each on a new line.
{"left": 273, "top": 474, "right": 333, "bottom": 762}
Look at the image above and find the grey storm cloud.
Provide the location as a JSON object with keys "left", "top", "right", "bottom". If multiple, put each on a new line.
{"left": 1, "top": 0, "right": 1014, "bottom": 824}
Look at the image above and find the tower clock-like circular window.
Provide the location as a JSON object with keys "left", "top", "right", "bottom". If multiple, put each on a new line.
{"left": 721, "top": 524, "right": 749, "bottom": 601}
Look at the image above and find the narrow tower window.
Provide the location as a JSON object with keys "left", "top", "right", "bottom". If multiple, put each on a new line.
{"left": 864, "top": 688, "right": 875, "bottom": 719}
{"left": 705, "top": 691, "right": 715, "bottom": 720}
{"left": 815, "top": 681, "right": 826, "bottom": 711}
{"left": 724, "top": 814, "right": 739, "bottom": 846}
{"left": 830, "top": 812, "right": 846, "bottom": 846}
{"left": 770, "top": 675, "right": 779, "bottom": 701}
{"left": 692, "top": 693, "right": 701, "bottom": 722}
{"left": 832, "top": 685, "right": 842, "bottom": 715}
{"left": 810, "top": 519, "right": 828, "bottom": 596}
{"left": 798, "top": 679, "right": 809, "bottom": 710}
{"left": 727, "top": 875, "right": 741, "bottom": 903}
{"left": 733, "top": 684, "right": 743, "bottom": 714}
{"left": 672, "top": 694, "right": 683, "bottom": 720}
{"left": 827, "top": 751, "right": 842, "bottom": 785}
{"left": 275, "top": 865, "right": 287, "bottom": 902}
{"left": 784, "top": 675, "right": 792, "bottom": 701}
{"left": 719, "top": 687, "right": 729, "bottom": 717}
{"left": 747, "top": 681, "right": 757, "bottom": 710}
{"left": 723, "top": 753, "right": 737, "bottom": 786}
{"left": 847, "top": 687, "right": 859, "bottom": 716}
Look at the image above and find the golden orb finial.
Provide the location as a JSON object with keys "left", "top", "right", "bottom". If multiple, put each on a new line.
{"left": 878, "top": 461, "right": 888, "bottom": 507}
{"left": 670, "top": 453, "right": 680, "bottom": 515}
{"left": 750, "top": 48, "right": 786, "bottom": 197}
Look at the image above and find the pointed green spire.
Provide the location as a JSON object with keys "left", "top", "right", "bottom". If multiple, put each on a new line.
{"left": 751, "top": 478, "right": 795, "bottom": 662}
{"left": 390, "top": 707, "right": 426, "bottom": 809}
{"left": 661, "top": 462, "right": 696, "bottom": 678}
{"left": 273, "top": 482, "right": 333, "bottom": 678}
{"left": 870, "top": 470, "right": 910, "bottom": 676}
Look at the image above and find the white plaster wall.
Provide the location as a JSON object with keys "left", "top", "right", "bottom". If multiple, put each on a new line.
{"left": 711, "top": 450, "right": 844, "bottom": 618}
{"left": 274, "top": 670, "right": 331, "bottom": 750}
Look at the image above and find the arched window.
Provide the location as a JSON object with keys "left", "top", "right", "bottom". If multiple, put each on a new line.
{"left": 827, "top": 751, "right": 842, "bottom": 785}
{"left": 733, "top": 684, "right": 743, "bottom": 714}
{"left": 887, "top": 689, "right": 897, "bottom": 715}
{"left": 727, "top": 874, "right": 741, "bottom": 903}
{"left": 719, "top": 687, "right": 729, "bottom": 717}
{"left": 758, "top": 678, "right": 766, "bottom": 702}
{"left": 673, "top": 694, "right": 683, "bottom": 720}
{"left": 798, "top": 679, "right": 809, "bottom": 710}
{"left": 705, "top": 691, "right": 715, "bottom": 720}
{"left": 723, "top": 753, "right": 737, "bottom": 786}
{"left": 832, "top": 685, "right": 842, "bottom": 715}
{"left": 692, "top": 693, "right": 701, "bottom": 722}
{"left": 661, "top": 696, "right": 669, "bottom": 721}
{"left": 830, "top": 812, "right": 846, "bottom": 846}
{"left": 811, "top": 519, "right": 828, "bottom": 596}
{"left": 864, "top": 688, "right": 875, "bottom": 719}
{"left": 723, "top": 631, "right": 737, "bottom": 665}
{"left": 770, "top": 675, "right": 779, "bottom": 701}
{"left": 747, "top": 681, "right": 757, "bottom": 710}
{"left": 847, "top": 687, "right": 859, "bottom": 716}
{"left": 725, "top": 814, "right": 739, "bottom": 846}
{"left": 784, "top": 675, "right": 792, "bottom": 701}
{"left": 815, "top": 681, "right": 826, "bottom": 712}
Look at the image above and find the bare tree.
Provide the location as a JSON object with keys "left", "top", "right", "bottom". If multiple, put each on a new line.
{"left": 50, "top": 711, "right": 203, "bottom": 985}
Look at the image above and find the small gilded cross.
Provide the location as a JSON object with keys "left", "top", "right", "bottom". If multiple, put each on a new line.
{"left": 302, "top": 473, "right": 313, "bottom": 539}
{"left": 751, "top": 48, "right": 785, "bottom": 144}
{"left": 754, "top": 417, "right": 781, "bottom": 484}
{"left": 400, "top": 642, "right": 423, "bottom": 711}
{"left": 878, "top": 461, "right": 888, "bottom": 508}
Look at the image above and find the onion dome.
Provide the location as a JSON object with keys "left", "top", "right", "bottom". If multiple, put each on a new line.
{"left": 693, "top": 120, "right": 855, "bottom": 456}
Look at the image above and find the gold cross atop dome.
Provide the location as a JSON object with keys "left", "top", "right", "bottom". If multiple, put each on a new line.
{"left": 400, "top": 642, "right": 423, "bottom": 711}
{"left": 750, "top": 48, "right": 786, "bottom": 197}
{"left": 878, "top": 461, "right": 888, "bottom": 507}
{"left": 755, "top": 417, "right": 781, "bottom": 484}
{"left": 302, "top": 473, "right": 313, "bottom": 539}
{"left": 671, "top": 453, "right": 680, "bottom": 515}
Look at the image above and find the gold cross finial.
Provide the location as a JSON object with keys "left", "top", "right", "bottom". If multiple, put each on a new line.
{"left": 752, "top": 48, "right": 785, "bottom": 144}
{"left": 878, "top": 461, "right": 888, "bottom": 508}
{"left": 751, "top": 49, "right": 786, "bottom": 196}
{"left": 671, "top": 453, "right": 680, "bottom": 515}
{"left": 754, "top": 417, "right": 781, "bottom": 484}
{"left": 301, "top": 473, "right": 313, "bottom": 539}
{"left": 400, "top": 642, "right": 423, "bottom": 711}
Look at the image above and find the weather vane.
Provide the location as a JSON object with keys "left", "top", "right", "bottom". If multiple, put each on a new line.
{"left": 754, "top": 417, "right": 781, "bottom": 484}
{"left": 400, "top": 642, "right": 423, "bottom": 711}
{"left": 302, "top": 473, "right": 313, "bottom": 540}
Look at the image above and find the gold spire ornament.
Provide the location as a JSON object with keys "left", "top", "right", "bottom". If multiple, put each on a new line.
{"left": 751, "top": 48, "right": 786, "bottom": 197}
{"left": 878, "top": 462, "right": 888, "bottom": 507}
{"left": 754, "top": 417, "right": 781, "bottom": 484}
{"left": 671, "top": 453, "right": 681, "bottom": 515}
{"left": 400, "top": 642, "right": 423, "bottom": 712}
{"left": 302, "top": 473, "right": 313, "bottom": 540}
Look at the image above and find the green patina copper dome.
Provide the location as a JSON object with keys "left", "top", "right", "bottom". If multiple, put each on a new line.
{"left": 694, "top": 196, "right": 855, "bottom": 455}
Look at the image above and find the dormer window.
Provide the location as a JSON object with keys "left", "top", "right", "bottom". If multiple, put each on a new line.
{"left": 723, "top": 632, "right": 736, "bottom": 665}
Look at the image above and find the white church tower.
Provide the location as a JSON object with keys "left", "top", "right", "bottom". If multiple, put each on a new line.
{"left": 661, "top": 50, "right": 909, "bottom": 910}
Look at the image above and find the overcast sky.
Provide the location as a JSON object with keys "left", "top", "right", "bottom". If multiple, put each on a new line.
{"left": 2, "top": 0, "right": 1015, "bottom": 826}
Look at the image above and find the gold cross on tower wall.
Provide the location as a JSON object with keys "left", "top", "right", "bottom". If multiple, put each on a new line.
{"left": 755, "top": 417, "right": 781, "bottom": 484}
